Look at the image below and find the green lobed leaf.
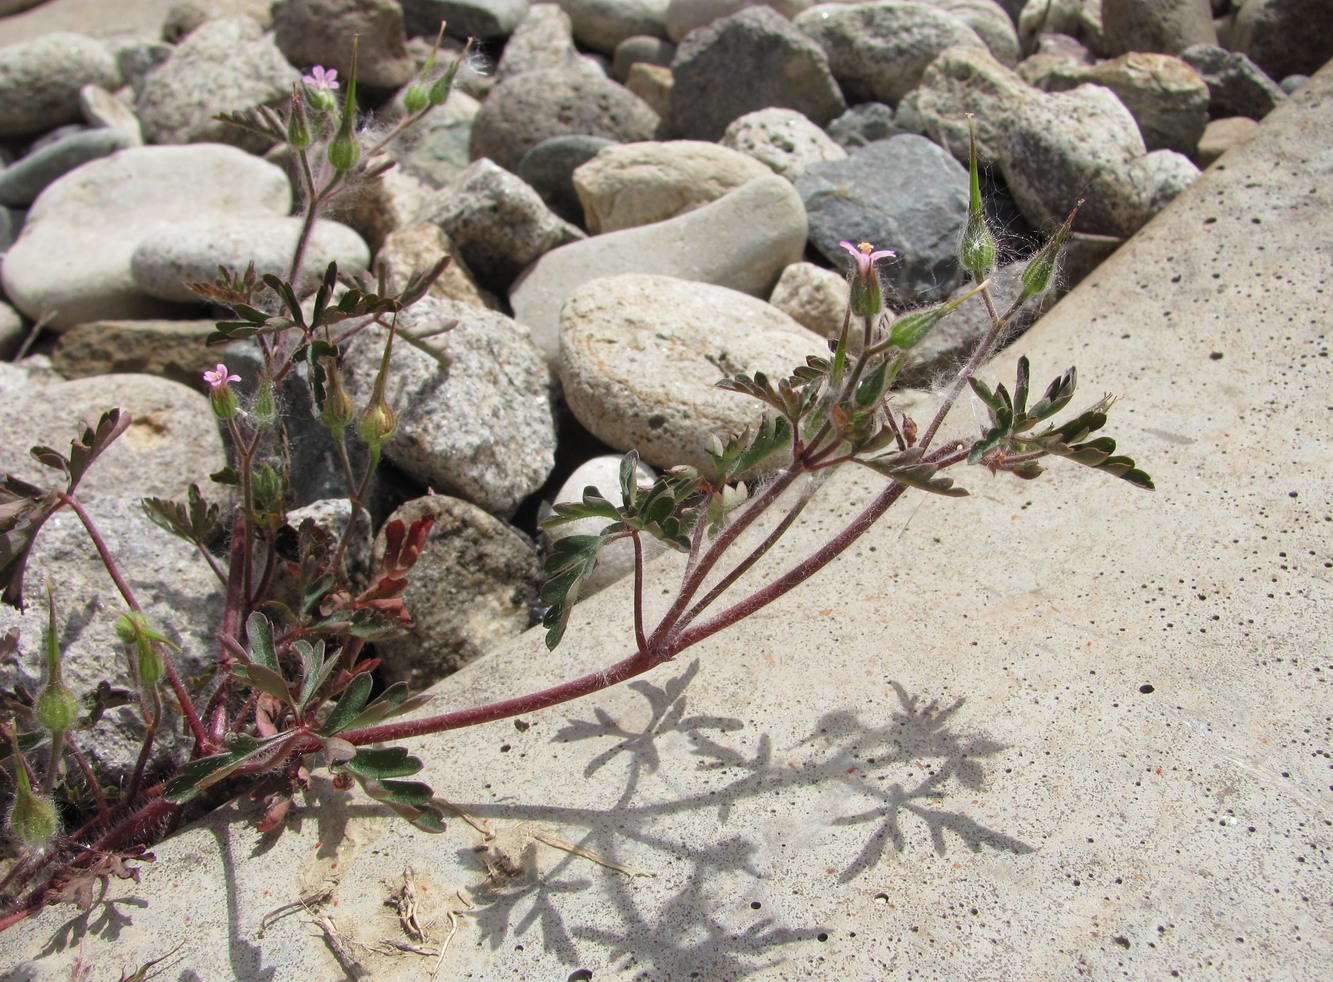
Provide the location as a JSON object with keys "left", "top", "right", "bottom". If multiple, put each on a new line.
{"left": 540, "top": 534, "right": 605, "bottom": 650}
{"left": 340, "top": 680, "right": 433, "bottom": 731}
{"left": 319, "top": 671, "right": 374, "bottom": 735}
{"left": 334, "top": 746, "right": 424, "bottom": 779}
{"left": 295, "top": 639, "right": 335, "bottom": 712}
{"left": 233, "top": 662, "right": 293, "bottom": 706}
{"left": 246, "top": 611, "right": 278, "bottom": 671}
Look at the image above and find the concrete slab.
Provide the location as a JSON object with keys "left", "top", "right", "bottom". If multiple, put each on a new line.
{"left": 5, "top": 63, "right": 1332, "bottom": 982}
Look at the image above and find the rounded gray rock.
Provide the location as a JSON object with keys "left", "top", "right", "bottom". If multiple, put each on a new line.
{"left": 797, "top": 134, "right": 970, "bottom": 305}
{"left": 370, "top": 494, "right": 541, "bottom": 687}
{"left": 1180, "top": 44, "right": 1287, "bottom": 121}
{"left": 559, "top": 274, "right": 828, "bottom": 471}
{"left": 136, "top": 16, "right": 300, "bottom": 149}
{"left": 493, "top": 2, "right": 582, "bottom": 81}
{"left": 573, "top": 140, "right": 774, "bottom": 233}
{"left": 417, "top": 157, "right": 585, "bottom": 294}
{"left": 518, "top": 135, "right": 619, "bottom": 225}
{"left": 469, "top": 67, "right": 663, "bottom": 172}
{"left": 795, "top": 1, "right": 988, "bottom": 105}
{"left": 1101, "top": 0, "right": 1216, "bottom": 56}
{"left": 720, "top": 107, "right": 849, "bottom": 179}
{"left": 1230, "top": 0, "right": 1333, "bottom": 84}
{"left": 562, "top": 0, "right": 671, "bottom": 54}
{"left": 1038, "top": 52, "right": 1209, "bottom": 156}
{"left": 272, "top": 0, "right": 415, "bottom": 89}
{"left": 1, "top": 145, "right": 292, "bottom": 331}
{"left": 342, "top": 296, "right": 556, "bottom": 516}
{"left": 0, "top": 497, "right": 223, "bottom": 781}
{"left": 670, "top": 5, "right": 846, "bottom": 141}
{"left": 0, "top": 373, "right": 226, "bottom": 502}
{"left": 1002, "top": 83, "right": 1151, "bottom": 238}
{"left": 768, "top": 261, "right": 849, "bottom": 340}
{"left": 510, "top": 174, "right": 809, "bottom": 364}
{"left": 129, "top": 217, "right": 370, "bottom": 304}
{"left": 0, "top": 32, "right": 120, "bottom": 138}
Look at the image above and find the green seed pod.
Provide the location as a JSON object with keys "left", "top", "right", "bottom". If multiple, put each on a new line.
{"left": 136, "top": 635, "right": 162, "bottom": 687}
{"left": 959, "top": 115, "right": 997, "bottom": 279}
{"left": 287, "top": 89, "right": 312, "bottom": 152}
{"left": 35, "top": 680, "right": 79, "bottom": 734}
{"left": 358, "top": 397, "right": 397, "bottom": 450}
{"left": 209, "top": 384, "right": 238, "bottom": 421}
{"left": 6, "top": 729, "right": 57, "bottom": 846}
{"left": 252, "top": 377, "right": 277, "bottom": 429}
{"left": 403, "top": 81, "right": 428, "bottom": 115}
{"left": 1021, "top": 203, "right": 1078, "bottom": 301}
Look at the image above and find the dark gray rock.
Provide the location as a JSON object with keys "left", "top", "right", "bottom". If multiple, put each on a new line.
{"left": 1101, "top": 0, "right": 1217, "bottom": 56}
{"left": 400, "top": 0, "right": 531, "bottom": 40}
{"left": 0, "top": 129, "right": 132, "bottom": 207}
{"left": 0, "top": 33, "right": 121, "bottom": 139}
{"left": 518, "top": 135, "right": 618, "bottom": 225}
{"left": 827, "top": 102, "right": 901, "bottom": 149}
{"left": 418, "top": 157, "right": 585, "bottom": 294}
{"left": 469, "top": 67, "right": 662, "bottom": 172}
{"left": 795, "top": 1, "right": 988, "bottom": 105}
{"left": 1180, "top": 43, "right": 1288, "bottom": 120}
{"left": 797, "top": 135, "right": 970, "bottom": 305}
{"left": 369, "top": 494, "right": 541, "bottom": 687}
{"left": 670, "top": 6, "right": 845, "bottom": 141}
{"left": 272, "top": 0, "right": 415, "bottom": 89}
{"left": 1229, "top": 0, "right": 1333, "bottom": 81}
{"left": 612, "top": 34, "right": 676, "bottom": 82}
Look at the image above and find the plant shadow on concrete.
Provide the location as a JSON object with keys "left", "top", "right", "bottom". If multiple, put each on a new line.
{"left": 443, "top": 661, "right": 1030, "bottom": 976}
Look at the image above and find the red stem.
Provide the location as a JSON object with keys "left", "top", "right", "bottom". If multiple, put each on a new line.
{"left": 59, "top": 494, "right": 210, "bottom": 750}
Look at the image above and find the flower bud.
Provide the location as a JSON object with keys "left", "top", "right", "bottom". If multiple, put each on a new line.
{"left": 326, "top": 39, "right": 361, "bottom": 173}
{"left": 839, "top": 240, "right": 895, "bottom": 319}
{"left": 251, "top": 461, "right": 287, "bottom": 528}
{"left": 35, "top": 681, "right": 78, "bottom": 734}
{"left": 959, "top": 115, "right": 997, "bottom": 279}
{"left": 1021, "top": 203, "right": 1079, "bottom": 301}
{"left": 136, "top": 634, "right": 162, "bottom": 687}
{"left": 403, "top": 81, "right": 428, "bottom": 115}
{"left": 358, "top": 396, "right": 396, "bottom": 450}
{"left": 252, "top": 376, "right": 277, "bottom": 429}
{"left": 287, "top": 89, "right": 312, "bottom": 152}
{"left": 7, "top": 771, "right": 57, "bottom": 847}
{"left": 318, "top": 358, "right": 355, "bottom": 438}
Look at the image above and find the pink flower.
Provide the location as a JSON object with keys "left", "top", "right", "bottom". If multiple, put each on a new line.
{"left": 839, "top": 240, "right": 896, "bottom": 279}
{"left": 203, "top": 364, "right": 240, "bottom": 389}
{"left": 302, "top": 65, "right": 339, "bottom": 91}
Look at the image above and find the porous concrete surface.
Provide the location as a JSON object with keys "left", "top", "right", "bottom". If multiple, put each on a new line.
{"left": 6, "top": 64, "right": 1332, "bottom": 982}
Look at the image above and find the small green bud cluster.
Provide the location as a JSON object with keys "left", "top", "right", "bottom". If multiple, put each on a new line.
{"left": 6, "top": 726, "right": 57, "bottom": 848}
{"left": 114, "top": 611, "right": 176, "bottom": 689}
{"left": 403, "top": 26, "right": 472, "bottom": 115}
{"left": 959, "top": 116, "right": 997, "bottom": 280}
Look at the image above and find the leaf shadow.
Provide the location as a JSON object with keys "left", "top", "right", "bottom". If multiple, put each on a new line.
{"left": 443, "top": 661, "right": 1031, "bottom": 977}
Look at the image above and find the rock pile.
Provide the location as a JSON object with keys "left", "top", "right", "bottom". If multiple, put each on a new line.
{"left": 0, "top": 0, "right": 1323, "bottom": 776}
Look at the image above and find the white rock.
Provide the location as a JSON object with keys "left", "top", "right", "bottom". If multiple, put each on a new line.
{"left": 559, "top": 274, "right": 827, "bottom": 470}
{"left": 511, "top": 174, "right": 809, "bottom": 364}
{"left": 574, "top": 140, "right": 774, "bottom": 233}
{"left": 130, "top": 217, "right": 369, "bottom": 304}
{"left": 768, "top": 261, "right": 849, "bottom": 339}
{"left": 545, "top": 454, "right": 664, "bottom": 595}
{"left": 342, "top": 296, "right": 556, "bottom": 517}
{"left": 1, "top": 145, "right": 291, "bottom": 331}
{"left": 721, "top": 107, "right": 848, "bottom": 179}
